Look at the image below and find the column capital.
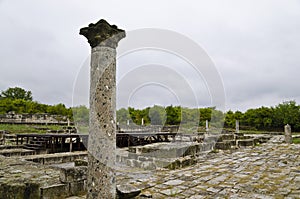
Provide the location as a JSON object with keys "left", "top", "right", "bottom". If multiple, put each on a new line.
{"left": 80, "top": 19, "right": 125, "bottom": 48}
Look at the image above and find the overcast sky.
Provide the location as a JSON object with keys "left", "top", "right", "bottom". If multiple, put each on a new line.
{"left": 1, "top": 0, "right": 300, "bottom": 112}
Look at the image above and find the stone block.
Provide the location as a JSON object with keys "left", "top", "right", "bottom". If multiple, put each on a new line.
{"left": 202, "top": 142, "right": 214, "bottom": 151}
{"left": 126, "top": 159, "right": 142, "bottom": 168}
{"left": 141, "top": 161, "right": 156, "bottom": 170}
{"left": 128, "top": 152, "right": 138, "bottom": 159}
{"left": 69, "top": 180, "right": 87, "bottom": 196}
{"left": 74, "top": 159, "right": 88, "bottom": 166}
{"left": 215, "top": 141, "right": 232, "bottom": 150}
{"left": 116, "top": 184, "right": 141, "bottom": 199}
{"left": 237, "top": 139, "right": 254, "bottom": 147}
{"left": 40, "top": 184, "right": 69, "bottom": 199}
{"left": 0, "top": 182, "right": 40, "bottom": 199}
{"left": 183, "top": 145, "right": 197, "bottom": 156}
{"left": 218, "top": 134, "right": 235, "bottom": 141}
{"left": 154, "top": 159, "right": 172, "bottom": 168}
{"left": 0, "top": 149, "right": 35, "bottom": 157}
{"left": 60, "top": 166, "right": 87, "bottom": 183}
{"left": 44, "top": 156, "right": 63, "bottom": 164}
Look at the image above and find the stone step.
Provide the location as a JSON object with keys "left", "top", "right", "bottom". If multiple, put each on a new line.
{"left": 203, "top": 135, "right": 218, "bottom": 143}
{"left": 215, "top": 140, "right": 236, "bottom": 150}
{"left": 24, "top": 151, "right": 87, "bottom": 165}
{"left": 122, "top": 154, "right": 199, "bottom": 170}
{"left": 235, "top": 132, "right": 245, "bottom": 137}
{"left": 237, "top": 139, "right": 255, "bottom": 147}
{"left": 128, "top": 142, "right": 214, "bottom": 159}
{"left": 0, "top": 148, "right": 35, "bottom": 157}
{"left": 0, "top": 145, "right": 21, "bottom": 150}
{"left": 40, "top": 184, "right": 70, "bottom": 199}
{"left": 257, "top": 135, "right": 272, "bottom": 143}
{"left": 217, "top": 134, "right": 235, "bottom": 141}
{"left": 236, "top": 135, "right": 252, "bottom": 140}
{"left": 116, "top": 142, "right": 215, "bottom": 170}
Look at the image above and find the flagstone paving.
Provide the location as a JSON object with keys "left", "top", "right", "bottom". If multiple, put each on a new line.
{"left": 116, "top": 140, "right": 300, "bottom": 198}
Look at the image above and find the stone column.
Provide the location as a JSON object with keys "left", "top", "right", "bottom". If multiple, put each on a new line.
{"left": 205, "top": 120, "right": 209, "bottom": 132}
{"left": 235, "top": 120, "right": 239, "bottom": 134}
{"left": 80, "top": 19, "right": 125, "bottom": 199}
{"left": 284, "top": 124, "right": 292, "bottom": 144}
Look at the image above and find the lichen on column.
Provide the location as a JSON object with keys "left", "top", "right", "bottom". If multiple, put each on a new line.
{"left": 80, "top": 19, "right": 125, "bottom": 199}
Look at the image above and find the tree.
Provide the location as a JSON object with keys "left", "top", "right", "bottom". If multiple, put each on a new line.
{"left": 199, "top": 107, "right": 212, "bottom": 126}
{"left": 117, "top": 108, "right": 131, "bottom": 125}
{"left": 0, "top": 87, "right": 33, "bottom": 101}
{"left": 211, "top": 109, "right": 225, "bottom": 128}
{"left": 128, "top": 107, "right": 151, "bottom": 125}
{"left": 148, "top": 105, "right": 166, "bottom": 125}
{"left": 165, "top": 105, "right": 181, "bottom": 125}
{"left": 273, "top": 101, "right": 300, "bottom": 131}
{"left": 72, "top": 105, "right": 89, "bottom": 125}
{"left": 181, "top": 107, "right": 199, "bottom": 126}
{"left": 224, "top": 110, "right": 235, "bottom": 128}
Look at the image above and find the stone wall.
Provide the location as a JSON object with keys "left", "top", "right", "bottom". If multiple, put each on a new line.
{"left": 0, "top": 112, "right": 70, "bottom": 125}
{"left": 0, "top": 153, "right": 88, "bottom": 199}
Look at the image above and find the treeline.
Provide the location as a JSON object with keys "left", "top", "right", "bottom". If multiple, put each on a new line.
{"left": 225, "top": 101, "right": 300, "bottom": 131}
{"left": 0, "top": 87, "right": 72, "bottom": 118}
{"left": 118, "top": 101, "right": 300, "bottom": 132}
{"left": 117, "top": 105, "right": 224, "bottom": 128}
{"left": 2, "top": 87, "right": 300, "bottom": 132}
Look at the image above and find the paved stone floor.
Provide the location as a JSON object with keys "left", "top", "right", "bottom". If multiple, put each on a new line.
{"left": 116, "top": 140, "right": 300, "bottom": 198}
{"left": 67, "top": 137, "right": 300, "bottom": 198}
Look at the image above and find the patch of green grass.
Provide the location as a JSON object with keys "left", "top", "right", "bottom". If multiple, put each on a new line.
{"left": 255, "top": 142, "right": 261, "bottom": 147}
{"left": 76, "top": 126, "right": 89, "bottom": 134}
{"left": 293, "top": 138, "right": 300, "bottom": 144}
{"left": 210, "top": 149, "right": 219, "bottom": 153}
{"left": 0, "top": 124, "right": 63, "bottom": 134}
{"left": 241, "top": 130, "right": 266, "bottom": 134}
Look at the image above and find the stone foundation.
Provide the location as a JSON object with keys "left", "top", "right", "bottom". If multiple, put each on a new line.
{"left": 0, "top": 153, "right": 88, "bottom": 199}
{"left": 117, "top": 133, "right": 272, "bottom": 170}
{"left": 24, "top": 151, "right": 87, "bottom": 165}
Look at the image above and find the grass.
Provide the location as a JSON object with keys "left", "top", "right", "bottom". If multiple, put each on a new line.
{"left": 76, "top": 126, "right": 89, "bottom": 134}
{"left": 0, "top": 124, "right": 63, "bottom": 134}
{"left": 241, "top": 130, "right": 269, "bottom": 134}
{"left": 293, "top": 138, "right": 300, "bottom": 144}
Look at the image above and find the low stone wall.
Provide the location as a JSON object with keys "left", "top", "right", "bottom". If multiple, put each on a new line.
{"left": 24, "top": 151, "right": 87, "bottom": 165}
{"left": 117, "top": 133, "right": 273, "bottom": 170}
{"left": 0, "top": 153, "right": 88, "bottom": 199}
{"left": 60, "top": 166, "right": 87, "bottom": 196}
{"left": 0, "top": 112, "right": 71, "bottom": 125}
{"left": 0, "top": 148, "right": 35, "bottom": 157}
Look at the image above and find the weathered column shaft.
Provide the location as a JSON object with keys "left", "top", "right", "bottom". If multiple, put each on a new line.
{"left": 88, "top": 46, "right": 116, "bottom": 198}
{"left": 284, "top": 124, "right": 292, "bottom": 144}
{"left": 235, "top": 120, "right": 239, "bottom": 133}
{"left": 80, "top": 19, "right": 125, "bottom": 199}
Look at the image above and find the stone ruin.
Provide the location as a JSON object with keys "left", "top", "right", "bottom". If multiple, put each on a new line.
{"left": 0, "top": 112, "right": 71, "bottom": 125}
{"left": 0, "top": 127, "right": 286, "bottom": 198}
{"left": 0, "top": 151, "right": 88, "bottom": 198}
{"left": 0, "top": 18, "right": 298, "bottom": 198}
